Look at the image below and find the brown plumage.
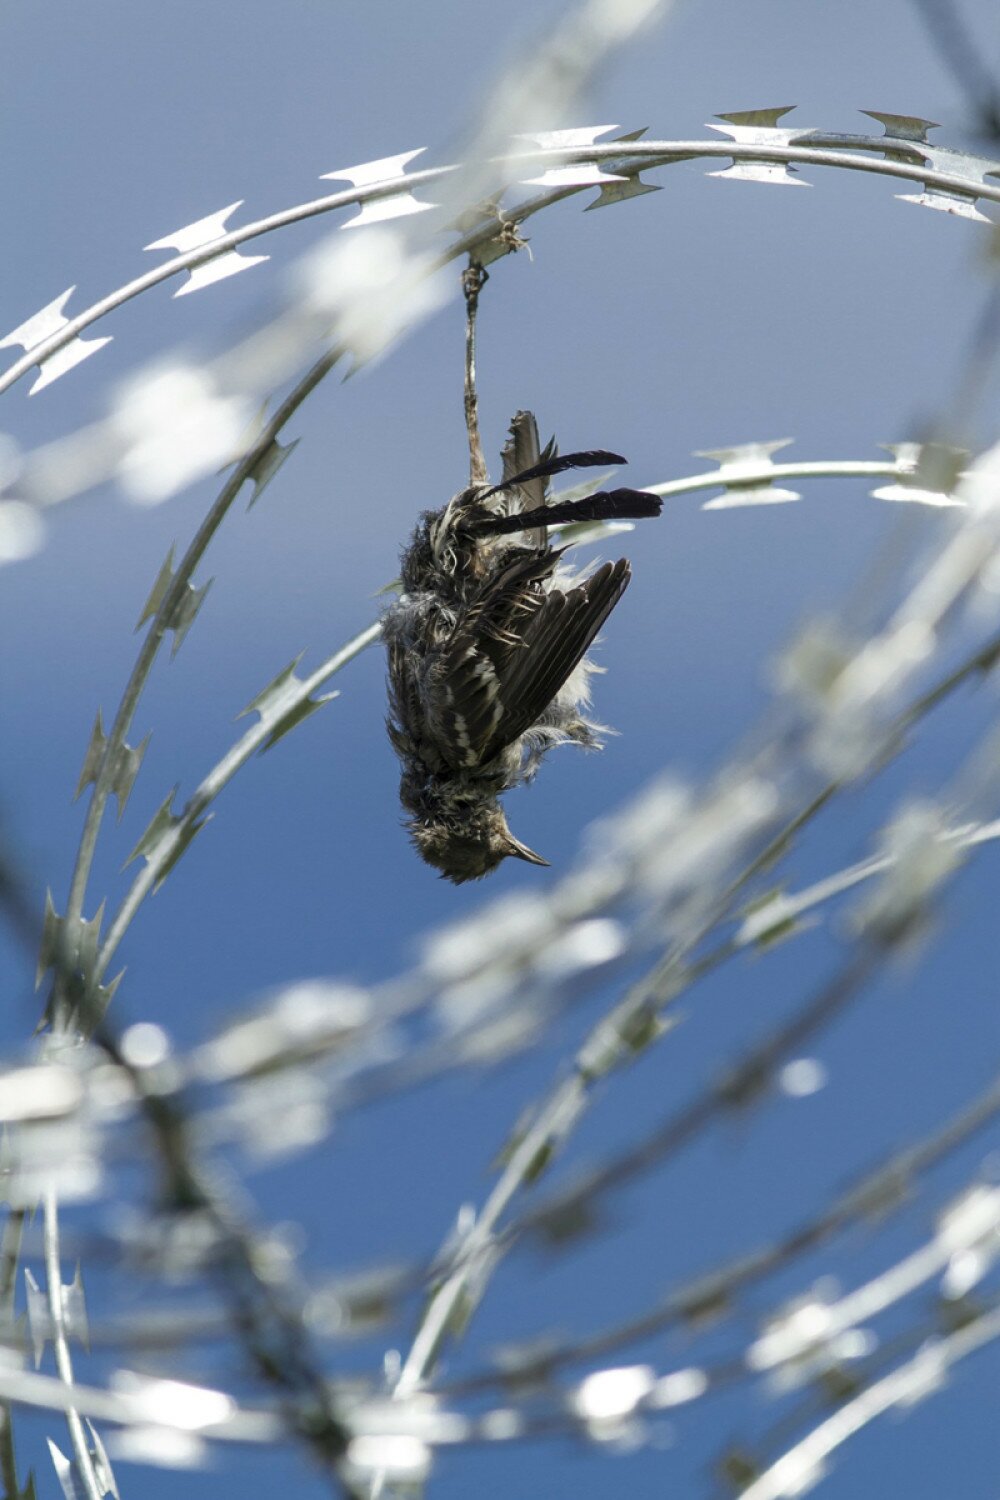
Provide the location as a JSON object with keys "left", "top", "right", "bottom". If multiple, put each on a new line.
{"left": 382, "top": 411, "right": 661, "bottom": 882}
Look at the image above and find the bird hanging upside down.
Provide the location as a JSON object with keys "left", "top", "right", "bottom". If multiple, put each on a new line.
{"left": 383, "top": 411, "right": 662, "bottom": 882}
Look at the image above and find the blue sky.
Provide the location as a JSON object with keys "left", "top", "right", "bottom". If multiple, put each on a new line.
{"left": 2, "top": 2, "right": 1000, "bottom": 1497}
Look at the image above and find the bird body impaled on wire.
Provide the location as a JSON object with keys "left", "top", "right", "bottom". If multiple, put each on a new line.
{"left": 383, "top": 411, "right": 662, "bottom": 882}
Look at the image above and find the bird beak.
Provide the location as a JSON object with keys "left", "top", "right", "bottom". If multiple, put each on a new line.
{"left": 504, "top": 833, "right": 550, "bottom": 867}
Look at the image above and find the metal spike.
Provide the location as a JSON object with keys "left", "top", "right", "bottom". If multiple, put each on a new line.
{"left": 696, "top": 440, "right": 801, "bottom": 507}
{"left": 0, "top": 289, "right": 113, "bottom": 396}
{"left": 36, "top": 891, "right": 59, "bottom": 989}
{"left": 108, "top": 731, "right": 150, "bottom": 817}
{"left": 0, "top": 289, "right": 112, "bottom": 394}
{"left": 697, "top": 439, "right": 795, "bottom": 465}
{"left": 708, "top": 108, "right": 811, "bottom": 187}
{"left": 520, "top": 163, "right": 626, "bottom": 189}
{"left": 702, "top": 483, "right": 801, "bottom": 509}
{"left": 261, "top": 693, "right": 337, "bottom": 751}
{"left": 35, "top": 895, "right": 104, "bottom": 991}
{"left": 893, "top": 140, "right": 1000, "bottom": 222}
{"left": 321, "top": 148, "right": 427, "bottom": 186}
{"left": 708, "top": 160, "right": 809, "bottom": 187}
{"left": 125, "top": 791, "right": 179, "bottom": 868}
{"left": 23, "top": 1269, "right": 48, "bottom": 1367}
{"left": 921, "top": 144, "right": 1000, "bottom": 186}
{"left": 895, "top": 186, "right": 991, "bottom": 222}
{"left": 135, "top": 546, "right": 176, "bottom": 631}
{"left": 84, "top": 1424, "right": 118, "bottom": 1500}
{"left": 517, "top": 124, "right": 620, "bottom": 150}
{"left": 343, "top": 194, "right": 437, "bottom": 228}
{"left": 712, "top": 107, "right": 799, "bottom": 134}
{"left": 0, "top": 288, "right": 79, "bottom": 351}
{"left": 238, "top": 654, "right": 339, "bottom": 752}
{"left": 67, "top": 1263, "right": 90, "bottom": 1351}
{"left": 74, "top": 711, "right": 108, "bottom": 802}
{"left": 321, "top": 149, "right": 436, "bottom": 227}
{"left": 881, "top": 438, "right": 923, "bottom": 468}
{"left": 29, "top": 337, "right": 112, "bottom": 395}
{"left": 125, "top": 790, "right": 210, "bottom": 891}
{"left": 247, "top": 436, "right": 300, "bottom": 508}
{"left": 75, "top": 898, "right": 105, "bottom": 987}
{"left": 146, "top": 203, "right": 246, "bottom": 252}
{"left": 517, "top": 124, "right": 626, "bottom": 189}
{"left": 872, "top": 443, "right": 965, "bottom": 506}
{"left": 132, "top": 544, "right": 211, "bottom": 652}
{"left": 175, "top": 252, "right": 269, "bottom": 296}
{"left": 88, "top": 971, "right": 126, "bottom": 1032}
{"left": 46, "top": 1440, "right": 87, "bottom": 1500}
{"left": 23, "top": 1265, "right": 87, "bottom": 1365}
{"left": 217, "top": 404, "right": 299, "bottom": 504}
{"left": 74, "top": 712, "right": 150, "bottom": 817}
{"left": 861, "top": 110, "right": 940, "bottom": 143}
{"left": 239, "top": 655, "right": 307, "bottom": 718}
{"left": 586, "top": 175, "right": 661, "bottom": 210}
{"left": 145, "top": 202, "right": 268, "bottom": 297}
{"left": 169, "top": 578, "right": 213, "bottom": 657}
{"left": 894, "top": 440, "right": 967, "bottom": 488}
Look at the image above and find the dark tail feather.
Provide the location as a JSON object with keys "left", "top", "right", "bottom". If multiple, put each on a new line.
{"left": 481, "top": 449, "right": 627, "bottom": 499}
{"left": 469, "top": 488, "right": 662, "bottom": 537}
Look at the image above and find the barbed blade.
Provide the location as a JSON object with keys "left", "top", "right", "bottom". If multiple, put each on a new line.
{"left": 237, "top": 655, "right": 339, "bottom": 752}
{"left": 124, "top": 789, "right": 211, "bottom": 893}
{"left": 133, "top": 545, "right": 213, "bottom": 654}
{"left": 708, "top": 107, "right": 812, "bottom": 187}
{"left": 74, "top": 710, "right": 150, "bottom": 818}
{"left": 696, "top": 440, "right": 801, "bottom": 507}
{"left": 321, "top": 149, "right": 436, "bottom": 227}
{"left": 145, "top": 202, "right": 268, "bottom": 296}
{"left": 0, "top": 288, "right": 111, "bottom": 394}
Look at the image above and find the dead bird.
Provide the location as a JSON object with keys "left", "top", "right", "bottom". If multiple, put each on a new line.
{"left": 383, "top": 411, "right": 661, "bottom": 882}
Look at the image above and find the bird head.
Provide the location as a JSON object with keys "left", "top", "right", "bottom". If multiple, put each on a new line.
{"left": 409, "top": 801, "right": 548, "bottom": 883}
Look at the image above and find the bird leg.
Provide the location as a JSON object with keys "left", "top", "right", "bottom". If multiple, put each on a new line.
{"left": 462, "top": 260, "right": 490, "bottom": 489}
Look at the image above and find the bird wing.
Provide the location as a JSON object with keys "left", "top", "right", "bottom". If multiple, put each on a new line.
{"left": 386, "top": 637, "right": 423, "bottom": 760}
{"left": 500, "top": 410, "right": 550, "bottom": 510}
{"left": 491, "top": 409, "right": 625, "bottom": 502}
{"left": 479, "top": 558, "right": 631, "bottom": 761}
{"left": 429, "top": 556, "right": 632, "bottom": 770}
{"left": 499, "top": 410, "right": 552, "bottom": 549}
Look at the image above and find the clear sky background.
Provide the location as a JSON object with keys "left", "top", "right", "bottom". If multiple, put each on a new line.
{"left": 2, "top": 1, "right": 1000, "bottom": 1497}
